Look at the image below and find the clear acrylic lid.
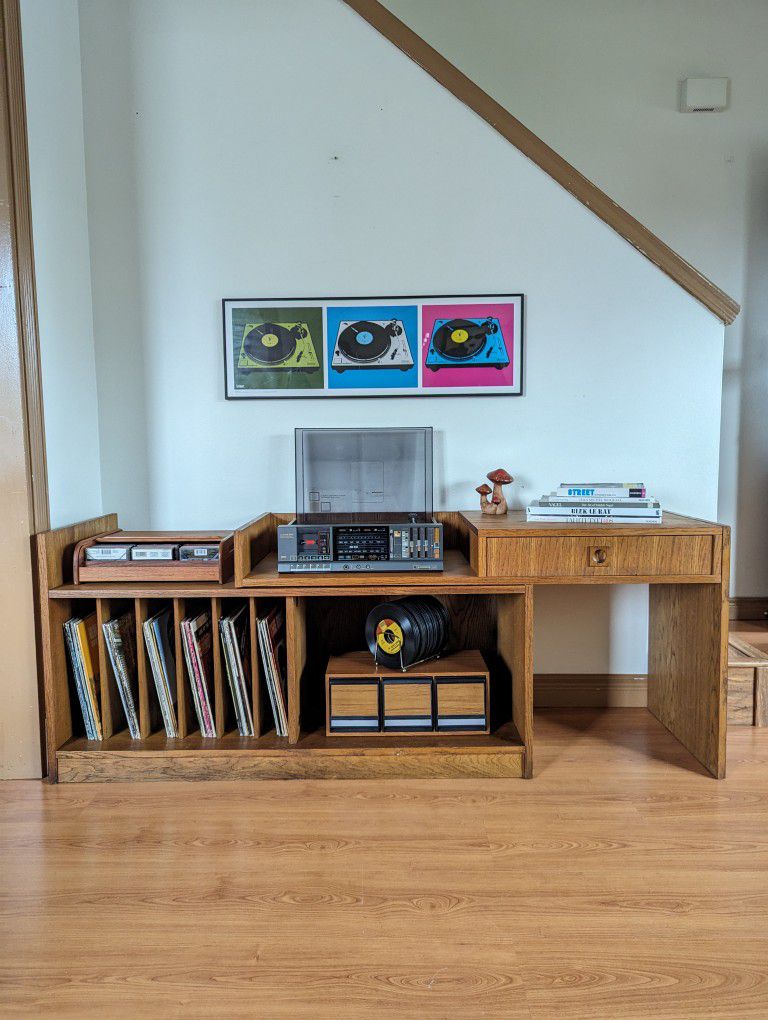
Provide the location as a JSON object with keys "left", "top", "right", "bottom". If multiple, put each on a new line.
{"left": 295, "top": 427, "right": 433, "bottom": 521}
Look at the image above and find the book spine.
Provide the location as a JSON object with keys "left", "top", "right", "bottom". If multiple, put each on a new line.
{"left": 530, "top": 506, "right": 661, "bottom": 518}
{"left": 526, "top": 514, "right": 662, "bottom": 524}
{"left": 544, "top": 495, "right": 655, "bottom": 505}
{"left": 558, "top": 486, "right": 646, "bottom": 498}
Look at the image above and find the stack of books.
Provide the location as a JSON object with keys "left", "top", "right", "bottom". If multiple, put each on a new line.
{"left": 527, "top": 482, "right": 661, "bottom": 523}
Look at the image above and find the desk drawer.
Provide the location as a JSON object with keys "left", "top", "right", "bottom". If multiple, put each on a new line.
{"left": 485, "top": 535, "right": 716, "bottom": 578}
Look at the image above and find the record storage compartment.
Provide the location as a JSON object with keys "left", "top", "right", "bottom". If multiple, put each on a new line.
{"left": 37, "top": 513, "right": 533, "bottom": 781}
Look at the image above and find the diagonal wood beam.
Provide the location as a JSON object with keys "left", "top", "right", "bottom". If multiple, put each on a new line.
{"left": 342, "top": 0, "right": 740, "bottom": 325}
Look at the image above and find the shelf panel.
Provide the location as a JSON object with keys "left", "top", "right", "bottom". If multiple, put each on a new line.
{"left": 49, "top": 580, "right": 245, "bottom": 599}
{"left": 56, "top": 724, "right": 525, "bottom": 782}
{"left": 49, "top": 551, "right": 527, "bottom": 598}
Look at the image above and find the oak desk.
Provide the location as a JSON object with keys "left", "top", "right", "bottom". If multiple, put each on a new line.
{"left": 39, "top": 510, "right": 729, "bottom": 781}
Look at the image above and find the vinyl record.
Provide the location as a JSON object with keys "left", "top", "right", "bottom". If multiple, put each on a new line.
{"left": 242, "top": 321, "right": 299, "bottom": 365}
{"left": 432, "top": 318, "right": 491, "bottom": 360}
{"left": 365, "top": 595, "right": 449, "bottom": 669}
{"left": 403, "top": 597, "right": 430, "bottom": 663}
{"left": 365, "top": 601, "right": 420, "bottom": 668}
{"left": 337, "top": 321, "right": 391, "bottom": 362}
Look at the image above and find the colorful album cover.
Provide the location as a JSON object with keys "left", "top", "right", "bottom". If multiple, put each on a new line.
{"left": 420, "top": 300, "right": 522, "bottom": 392}
{"left": 325, "top": 304, "right": 419, "bottom": 392}
{"left": 225, "top": 303, "right": 324, "bottom": 395}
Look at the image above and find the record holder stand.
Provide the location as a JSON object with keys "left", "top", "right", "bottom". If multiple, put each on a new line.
{"left": 374, "top": 646, "right": 441, "bottom": 673}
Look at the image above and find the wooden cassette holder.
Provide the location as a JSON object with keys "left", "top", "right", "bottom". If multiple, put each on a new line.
{"left": 72, "top": 530, "right": 234, "bottom": 583}
{"left": 326, "top": 650, "right": 490, "bottom": 736}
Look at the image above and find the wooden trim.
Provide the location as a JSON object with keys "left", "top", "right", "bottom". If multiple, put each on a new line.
{"left": 730, "top": 596, "right": 768, "bottom": 621}
{"left": 342, "top": 0, "right": 740, "bottom": 325}
{"left": 0, "top": 0, "right": 48, "bottom": 531}
{"left": 535, "top": 674, "right": 648, "bottom": 708}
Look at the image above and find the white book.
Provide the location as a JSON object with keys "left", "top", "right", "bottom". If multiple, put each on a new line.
{"left": 529, "top": 501, "right": 660, "bottom": 518}
{"left": 544, "top": 493, "right": 657, "bottom": 505}
{"left": 527, "top": 515, "right": 662, "bottom": 524}
{"left": 558, "top": 483, "right": 646, "bottom": 498}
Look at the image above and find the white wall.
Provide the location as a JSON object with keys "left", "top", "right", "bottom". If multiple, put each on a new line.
{"left": 387, "top": 0, "right": 768, "bottom": 599}
{"left": 20, "top": 0, "right": 102, "bottom": 528}
{"left": 67, "top": 0, "right": 724, "bottom": 674}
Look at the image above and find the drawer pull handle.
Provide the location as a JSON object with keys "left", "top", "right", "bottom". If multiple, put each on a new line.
{"left": 591, "top": 547, "right": 608, "bottom": 565}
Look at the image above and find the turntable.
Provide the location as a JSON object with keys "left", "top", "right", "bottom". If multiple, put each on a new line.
{"left": 331, "top": 319, "right": 414, "bottom": 372}
{"left": 238, "top": 321, "right": 319, "bottom": 371}
{"left": 425, "top": 316, "right": 509, "bottom": 371}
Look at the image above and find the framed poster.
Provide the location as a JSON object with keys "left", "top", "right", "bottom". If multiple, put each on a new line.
{"left": 223, "top": 294, "right": 524, "bottom": 398}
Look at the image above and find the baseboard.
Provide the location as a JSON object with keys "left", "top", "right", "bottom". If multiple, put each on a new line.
{"left": 535, "top": 674, "right": 649, "bottom": 708}
{"left": 730, "top": 597, "right": 768, "bottom": 621}
{"left": 534, "top": 674, "right": 648, "bottom": 708}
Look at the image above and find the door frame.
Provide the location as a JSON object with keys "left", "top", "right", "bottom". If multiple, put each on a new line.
{"left": 1, "top": 0, "right": 48, "bottom": 533}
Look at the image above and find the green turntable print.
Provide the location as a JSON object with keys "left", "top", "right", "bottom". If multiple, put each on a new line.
{"left": 238, "top": 321, "right": 320, "bottom": 371}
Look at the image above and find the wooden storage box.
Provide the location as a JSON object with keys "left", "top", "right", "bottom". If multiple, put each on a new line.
{"left": 325, "top": 650, "right": 490, "bottom": 737}
{"left": 727, "top": 628, "right": 768, "bottom": 726}
{"left": 73, "top": 531, "right": 234, "bottom": 584}
{"left": 327, "top": 680, "right": 380, "bottom": 734}
{"left": 435, "top": 677, "right": 488, "bottom": 732}
{"left": 382, "top": 678, "right": 433, "bottom": 733}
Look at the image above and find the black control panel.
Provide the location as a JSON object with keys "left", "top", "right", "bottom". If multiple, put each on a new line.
{"left": 335, "top": 526, "right": 389, "bottom": 561}
{"left": 277, "top": 521, "right": 443, "bottom": 572}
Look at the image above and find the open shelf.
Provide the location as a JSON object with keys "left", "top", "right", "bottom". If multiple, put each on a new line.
{"left": 55, "top": 723, "right": 525, "bottom": 782}
{"left": 38, "top": 511, "right": 534, "bottom": 782}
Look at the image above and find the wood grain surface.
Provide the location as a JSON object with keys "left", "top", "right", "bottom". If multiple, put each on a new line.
{"left": 2, "top": 710, "right": 766, "bottom": 1018}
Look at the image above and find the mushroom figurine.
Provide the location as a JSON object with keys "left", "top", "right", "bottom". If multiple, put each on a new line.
{"left": 486, "top": 468, "right": 514, "bottom": 515}
{"left": 476, "top": 483, "right": 493, "bottom": 514}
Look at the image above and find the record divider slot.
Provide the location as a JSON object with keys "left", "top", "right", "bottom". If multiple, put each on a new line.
{"left": 173, "top": 598, "right": 191, "bottom": 738}
{"left": 95, "top": 598, "right": 114, "bottom": 739}
{"left": 211, "top": 598, "right": 226, "bottom": 738}
{"left": 133, "top": 598, "right": 152, "bottom": 738}
{"left": 249, "top": 598, "right": 263, "bottom": 738}
{"left": 286, "top": 597, "right": 306, "bottom": 744}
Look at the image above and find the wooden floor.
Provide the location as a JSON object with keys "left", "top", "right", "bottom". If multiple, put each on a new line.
{"left": 2, "top": 710, "right": 767, "bottom": 1019}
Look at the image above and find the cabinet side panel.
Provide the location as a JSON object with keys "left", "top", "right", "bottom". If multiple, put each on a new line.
{"left": 498, "top": 588, "right": 533, "bottom": 777}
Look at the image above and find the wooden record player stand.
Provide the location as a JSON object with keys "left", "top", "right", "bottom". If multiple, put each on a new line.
{"left": 36, "top": 509, "right": 729, "bottom": 783}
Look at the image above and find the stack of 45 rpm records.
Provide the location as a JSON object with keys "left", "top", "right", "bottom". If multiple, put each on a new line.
{"left": 365, "top": 595, "right": 449, "bottom": 670}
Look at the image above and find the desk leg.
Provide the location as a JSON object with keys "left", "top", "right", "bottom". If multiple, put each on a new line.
{"left": 648, "top": 580, "right": 729, "bottom": 778}
{"left": 498, "top": 587, "right": 534, "bottom": 778}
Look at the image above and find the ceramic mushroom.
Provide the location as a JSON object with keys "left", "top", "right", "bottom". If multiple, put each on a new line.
{"left": 486, "top": 468, "right": 514, "bottom": 515}
{"left": 476, "top": 483, "right": 493, "bottom": 514}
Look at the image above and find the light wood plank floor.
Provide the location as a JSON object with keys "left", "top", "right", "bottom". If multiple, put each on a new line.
{"left": 2, "top": 709, "right": 767, "bottom": 1019}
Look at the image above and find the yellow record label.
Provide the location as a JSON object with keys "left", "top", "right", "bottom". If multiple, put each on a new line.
{"left": 450, "top": 327, "right": 469, "bottom": 344}
{"left": 262, "top": 333, "right": 279, "bottom": 348}
{"left": 376, "top": 619, "right": 403, "bottom": 654}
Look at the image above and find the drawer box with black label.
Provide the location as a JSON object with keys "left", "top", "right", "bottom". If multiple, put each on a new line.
{"left": 325, "top": 650, "right": 490, "bottom": 737}
{"left": 435, "top": 677, "right": 489, "bottom": 732}
{"left": 327, "top": 679, "right": 380, "bottom": 735}
{"left": 381, "top": 678, "right": 434, "bottom": 732}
